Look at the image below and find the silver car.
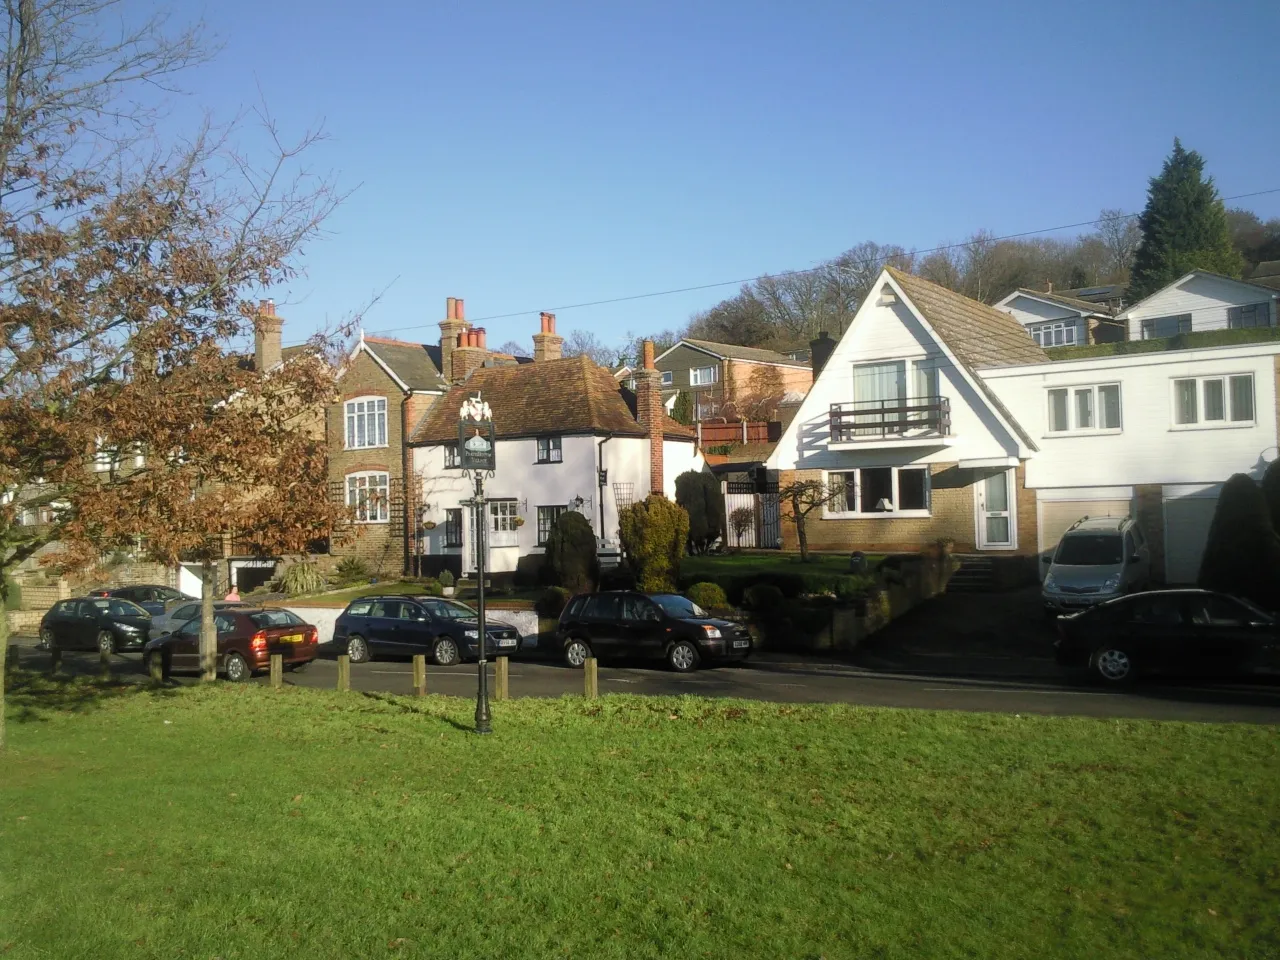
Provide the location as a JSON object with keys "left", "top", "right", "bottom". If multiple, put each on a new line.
{"left": 1042, "top": 516, "right": 1151, "bottom": 615}
{"left": 150, "top": 599, "right": 249, "bottom": 636}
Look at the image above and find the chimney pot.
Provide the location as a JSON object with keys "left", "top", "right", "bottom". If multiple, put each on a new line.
{"left": 456, "top": 298, "right": 465, "bottom": 321}
{"left": 446, "top": 297, "right": 456, "bottom": 320}
{"left": 476, "top": 327, "right": 487, "bottom": 349}
{"left": 642, "top": 340, "right": 656, "bottom": 370}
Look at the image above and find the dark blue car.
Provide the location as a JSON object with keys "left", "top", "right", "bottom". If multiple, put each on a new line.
{"left": 330, "top": 595, "right": 521, "bottom": 665}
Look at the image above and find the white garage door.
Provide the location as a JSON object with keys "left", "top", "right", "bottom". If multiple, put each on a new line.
{"left": 1163, "top": 496, "right": 1218, "bottom": 585}
{"left": 1037, "top": 500, "right": 1133, "bottom": 577}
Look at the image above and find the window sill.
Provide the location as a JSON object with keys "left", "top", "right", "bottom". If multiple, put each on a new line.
{"left": 344, "top": 444, "right": 391, "bottom": 451}
{"left": 823, "top": 510, "right": 932, "bottom": 520}
{"left": 1169, "top": 421, "right": 1256, "bottom": 432}
{"left": 353, "top": 519, "right": 390, "bottom": 525}
{"left": 534, "top": 460, "right": 564, "bottom": 465}
{"left": 1043, "top": 428, "right": 1123, "bottom": 439}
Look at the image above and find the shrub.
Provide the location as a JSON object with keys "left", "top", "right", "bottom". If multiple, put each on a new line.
{"left": 619, "top": 494, "right": 689, "bottom": 593}
{"left": 438, "top": 569, "right": 455, "bottom": 588}
{"left": 420, "top": 579, "right": 444, "bottom": 597}
{"left": 728, "top": 506, "right": 754, "bottom": 547}
{"left": 743, "top": 582, "right": 784, "bottom": 613}
{"left": 545, "top": 511, "right": 598, "bottom": 592}
{"left": 536, "top": 586, "right": 572, "bottom": 619}
{"left": 335, "top": 557, "right": 370, "bottom": 584}
{"left": 599, "top": 563, "right": 637, "bottom": 591}
{"left": 675, "top": 470, "right": 726, "bottom": 555}
{"left": 281, "top": 561, "right": 325, "bottom": 597}
{"left": 672, "top": 390, "right": 693, "bottom": 426}
{"left": 686, "top": 581, "right": 728, "bottom": 611}
{"left": 1198, "top": 473, "right": 1280, "bottom": 609}
{"left": 2, "top": 578, "right": 22, "bottom": 611}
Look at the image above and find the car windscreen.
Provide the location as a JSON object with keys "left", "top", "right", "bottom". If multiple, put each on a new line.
{"left": 250, "top": 610, "right": 304, "bottom": 628}
{"left": 1054, "top": 534, "right": 1123, "bottom": 566}
{"left": 421, "top": 599, "right": 478, "bottom": 621}
{"left": 652, "top": 595, "right": 707, "bottom": 619}
{"left": 91, "top": 598, "right": 148, "bottom": 618}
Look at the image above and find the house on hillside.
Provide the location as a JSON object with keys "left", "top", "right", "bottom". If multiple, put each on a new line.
{"left": 1248, "top": 261, "right": 1280, "bottom": 292}
{"left": 407, "top": 346, "right": 701, "bottom": 579}
{"left": 994, "top": 288, "right": 1124, "bottom": 347}
{"left": 1117, "top": 272, "right": 1279, "bottom": 340}
{"left": 654, "top": 338, "right": 813, "bottom": 421}
{"left": 767, "top": 267, "right": 1280, "bottom": 584}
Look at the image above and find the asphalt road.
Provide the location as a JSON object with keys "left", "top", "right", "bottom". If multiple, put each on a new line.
{"left": 12, "top": 642, "right": 1280, "bottom": 724}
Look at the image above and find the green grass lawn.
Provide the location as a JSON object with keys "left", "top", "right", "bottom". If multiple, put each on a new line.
{"left": 295, "top": 580, "right": 539, "bottom": 609}
{"left": 2, "top": 677, "right": 1279, "bottom": 958}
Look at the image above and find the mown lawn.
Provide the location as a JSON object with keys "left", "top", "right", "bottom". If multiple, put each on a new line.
{"left": 2, "top": 676, "right": 1278, "bottom": 959}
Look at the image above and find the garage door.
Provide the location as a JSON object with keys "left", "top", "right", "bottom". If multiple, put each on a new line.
{"left": 1037, "top": 499, "right": 1133, "bottom": 576}
{"left": 1163, "top": 496, "right": 1218, "bottom": 585}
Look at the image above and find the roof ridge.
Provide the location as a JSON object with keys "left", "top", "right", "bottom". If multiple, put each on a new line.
{"left": 364, "top": 335, "right": 427, "bottom": 347}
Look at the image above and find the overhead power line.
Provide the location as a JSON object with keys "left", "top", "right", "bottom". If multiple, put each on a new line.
{"left": 295, "top": 185, "right": 1280, "bottom": 345}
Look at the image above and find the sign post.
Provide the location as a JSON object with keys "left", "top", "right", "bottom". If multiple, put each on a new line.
{"left": 458, "top": 394, "right": 496, "bottom": 735}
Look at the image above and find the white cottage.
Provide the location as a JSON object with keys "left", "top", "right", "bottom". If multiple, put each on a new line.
{"left": 1118, "top": 271, "right": 1279, "bottom": 340}
{"left": 994, "top": 288, "right": 1124, "bottom": 347}
{"left": 768, "top": 267, "right": 1280, "bottom": 583}
{"left": 407, "top": 348, "right": 702, "bottom": 578}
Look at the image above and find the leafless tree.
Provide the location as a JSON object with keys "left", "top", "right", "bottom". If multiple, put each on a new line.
{"left": 496, "top": 339, "right": 529, "bottom": 358}
{"left": 1093, "top": 208, "right": 1142, "bottom": 279}
{"left": 562, "top": 329, "right": 618, "bottom": 367}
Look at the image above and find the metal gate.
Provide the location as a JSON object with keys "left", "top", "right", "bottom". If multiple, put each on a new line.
{"left": 723, "top": 481, "right": 781, "bottom": 550}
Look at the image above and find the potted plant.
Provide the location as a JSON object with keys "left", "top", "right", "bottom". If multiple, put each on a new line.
{"left": 439, "top": 569, "right": 455, "bottom": 596}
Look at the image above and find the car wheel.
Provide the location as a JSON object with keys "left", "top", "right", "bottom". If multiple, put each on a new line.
{"left": 563, "top": 638, "right": 590, "bottom": 668}
{"left": 346, "top": 635, "right": 371, "bottom": 664}
{"left": 668, "top": 640, "right": 700, "bottom": 673}
{"left": 97, "top": 631, "right": 116, "bottom": 656}
{"left": 38, "top": 628, "right": 54, "bottom": 651}
{"left": 224, "top": 652, "right": 252, "bottom": 683}
{"left": 433, "top": 637, "right": 460, "bottom": 667}
{"left": 1092, "top": 646, "right": 1135, "bottom": 685}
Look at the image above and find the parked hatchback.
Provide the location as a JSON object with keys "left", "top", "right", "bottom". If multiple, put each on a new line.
{"left": 87, "top": 584, "right": 193, "bottom": 617}
{"left": 1042, "top": 516, "right": 1150, "bottom": 615}
{"left": 151, "top": 599, "right": 248, "bottom": 637}
{"left": 144, "top": 608, "right": 318, "bottom": 681}
{"left": 557, "top": 591, "right": 752, "bottom": 672}
{"left": 331, "top": 596, "right": 522, "bottom": 665}
{"left": 1055, "top": 588, "right": 1279, "bottom": 685}
{"left": 40, "top": 597, "right": 152, "bottom": 654}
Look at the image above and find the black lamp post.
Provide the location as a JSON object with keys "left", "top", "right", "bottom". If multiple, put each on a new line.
{"left": 459, "top": 394, "right": 496, "bottom": 735}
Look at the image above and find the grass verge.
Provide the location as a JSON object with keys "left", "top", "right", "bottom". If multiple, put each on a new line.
{"left": 2, "top": 675, "right": 1278, "bottom": 959}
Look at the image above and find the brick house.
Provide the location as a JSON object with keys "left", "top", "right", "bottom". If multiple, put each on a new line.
{"left": 648, "top": 339, "right": 813, "bottom": 421}
{"left": 768, "top": 267, "right": 1280, "bottom": 583}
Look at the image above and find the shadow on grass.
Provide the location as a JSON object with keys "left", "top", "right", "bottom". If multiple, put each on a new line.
{"left": 3, "top": 668, "right": 182, "bottom": 725}
{"left": 358, "top": 690, "right": 475, "bottom": 733}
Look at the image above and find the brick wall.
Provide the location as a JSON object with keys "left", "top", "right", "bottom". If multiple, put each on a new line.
{"left": 779, "top": 461, "right": 1037, "bottom": 555}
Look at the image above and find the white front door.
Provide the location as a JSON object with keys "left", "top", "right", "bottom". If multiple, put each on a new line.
{"left": 976, "top": 470, "right": 1016, "bottom": 549}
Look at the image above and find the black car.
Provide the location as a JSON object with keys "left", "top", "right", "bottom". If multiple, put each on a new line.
{"left": 557, "top": 591, "right": 752, "bottom": 672}
{"left": 1055, "top": 588, "right": 1279, "bottom": 685}
{"left": 87, "top": 584, "right": 193, "bottom": 617}
{"left": 39, "top": 597, "right": 153, "bottom": 654}
{"left": 331, "top": 596, "right": 522, "bottom": 665}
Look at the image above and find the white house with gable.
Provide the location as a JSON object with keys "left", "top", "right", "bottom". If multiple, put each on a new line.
{"left": 995, "top": 288, "right": 1123, "bottom": 348}
{"left": 1118, "top": 271, "right": 1279, "bottom": 340}
{"left": 767, "top": 267, "right": 1280, "bottom": 583}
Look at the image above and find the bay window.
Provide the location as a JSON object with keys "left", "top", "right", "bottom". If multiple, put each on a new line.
{"left": 825, "top": 467, "right": 930, "bottom": 516}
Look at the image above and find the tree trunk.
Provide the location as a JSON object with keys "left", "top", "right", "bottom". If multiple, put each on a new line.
{"left": 795, "top": 516, "right": 810, "bottom": 563}
{"left": 0, "top": 600, "right": 8, "bottom": 752}
{"left": 199, "top": 560, "right": 216, "bottom": 682}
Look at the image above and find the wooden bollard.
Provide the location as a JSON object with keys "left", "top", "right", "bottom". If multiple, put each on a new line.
{"left": 412, "top": 654, "right": 427, "bottom": 697}
{"left": 49, "top": 644, "right": 62, "bottom": 677}
{"left": 99, "top": 647, "right": 112, "bottom": 682}
{"left": 495, "top": 656, "right": 509, "bottom": 701}
{"left": 337, "top": 654, "right": 350, "bottom": 692}
{"left": 583, "top": 657, "right": 598, "bottom": 699}
{"left": 148, "top": 652, "right": 165, "bottom": 684}
{"left": 270, "top": 653, "right": 283, "bottom": 689}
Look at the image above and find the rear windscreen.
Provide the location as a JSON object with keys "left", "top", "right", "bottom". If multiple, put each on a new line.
{"left": 1055, "top": 534, "right": 1123, "bottom": 566}
{"left": 250, "top": 610, "right": 304, "bottom": 628}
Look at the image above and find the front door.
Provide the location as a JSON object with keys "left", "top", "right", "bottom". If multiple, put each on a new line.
{"left": 976, "top": 470, "right": 1015, "bottom": 549}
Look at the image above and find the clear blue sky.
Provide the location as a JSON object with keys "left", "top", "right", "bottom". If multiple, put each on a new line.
{"left": 176, "top": 0, "right": 1280, "bottom": 353}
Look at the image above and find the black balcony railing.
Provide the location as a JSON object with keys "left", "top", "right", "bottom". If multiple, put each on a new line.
{"left": 830, "top": 396, "right": 951, "bottom": 441}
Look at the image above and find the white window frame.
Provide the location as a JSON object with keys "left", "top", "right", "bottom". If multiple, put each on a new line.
{"left": 93, "top": 438, "right": 120, "bottom": 473}
{"left": 345, "top": 396, "right": 388, "bottom": 450}
{"left": 690, "top": 365, "right": 718, "bottom": 386}
{"left": 346, "top": 471, "right": 390, "bottom": 523}
{"left": 660, "top": 371, "right": 673, "bottom": 386}
{"left": 489, "top": 499, "right": 520, "bottom": 547}
{"left": 1029, "top": 320, "right": 1078, "bottom": 347}
{"left": 1044, "top": 383, "right": 1123, "bottom": 436}
{"left": 443, "top": 444, "right": 459, "bottom": 468}
{"left": 821, "top": 467, "right": 931, "bottom": 518}
{"left": 1170, "top": 374, "right": 1256, "bottom": 431}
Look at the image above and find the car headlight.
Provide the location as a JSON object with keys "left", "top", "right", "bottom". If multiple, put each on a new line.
{"left": 1101, "top": 574, "right": 1122, "bottom": 592}
{"left": 464, "top": 629, "right": 478, "bottom": 639}
{"left": 702, "top": 625, "right": 721, "bottom": 638}
{"left": 1043, "top": 573, "right": 1057, "bottom": 591}
{"left": 119, "top": 624, "right": 140, "bottom": 634}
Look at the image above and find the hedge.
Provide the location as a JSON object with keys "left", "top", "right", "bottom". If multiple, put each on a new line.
{"left": 1045, "top": 325, "right": 1280, "bottom": 361}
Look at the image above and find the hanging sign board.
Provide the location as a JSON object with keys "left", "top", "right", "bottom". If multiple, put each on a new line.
{"left": 458, "top": 419, "right": 496, "bottom": 471}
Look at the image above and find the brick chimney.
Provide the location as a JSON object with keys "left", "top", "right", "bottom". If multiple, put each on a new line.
{"left": 439, "top": 297, "right": 468, "bottom": 381}
{"left": 451, "top": 323, "right": 488, "bottom": 382}
{"left": 634, "top": 339, "right": 664, "bottom": 495}
{"left": 254, "top": 299, "right": 282, "bottom": 372}
{"left": 532, "top": 311, "right": 564, "bottom": 362}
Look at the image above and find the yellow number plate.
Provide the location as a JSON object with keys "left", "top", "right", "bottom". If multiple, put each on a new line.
{"left": 281, "top": 633, "right": 302, "bottom": 644}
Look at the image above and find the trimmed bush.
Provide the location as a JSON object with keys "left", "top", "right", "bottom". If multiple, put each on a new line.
{"left": 546, "top": 511, "right": 598, "bottom": 592}
{"left": 672, "top": 391, "right": 693, "bottom": 426}
{"left": 685, "top": 582, "right": 728, "bottom": 611}
{"left": 438, "top": 569, "right": 455, "bottom": 588}
{"left": 535, "top": 586, "right": 572, "bottom": 619}
{"left": 335, "top": 557, "right": 370, "bottom": 584}
{"left": 743, "top": 583, "right": 784, "bottom": 613}
{"left": 619, "top": 494, "right": 690, "bottom": 593}
{"left": 677, "top": 569, "right": 875, "bottom": 605}
{"left": 675, "top": 470, "right": 726, "bottom": 554}
{"left": 281, "top": 561, "right": 324, "bottom": 597}
{"left": 420, "top": 579, "right": 444, "bottom": 597}
{"left": 1045, "top": 325, "right": 1280, "bottom": 360}
{"left": 1198, "top": 473, "right": 1280, "bottom": 609}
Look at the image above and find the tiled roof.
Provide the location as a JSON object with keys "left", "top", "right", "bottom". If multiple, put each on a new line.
{"left": 1009, "top": 289, "right": 1116, "bottom": 316}
{"left": 886, "top": 268, "right": 1043, "bottom": 452}
{"left": 1252, "top": 260, "right": 1280, "bottom": 279}
{"left": 408, "top": 355, "right": 694, "bottom": 445}
{"left": 682, "top": 338, "right": 811, "bottom": 368}
{"left": 362, "top": 337, "right": 447, "bottom": 392}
